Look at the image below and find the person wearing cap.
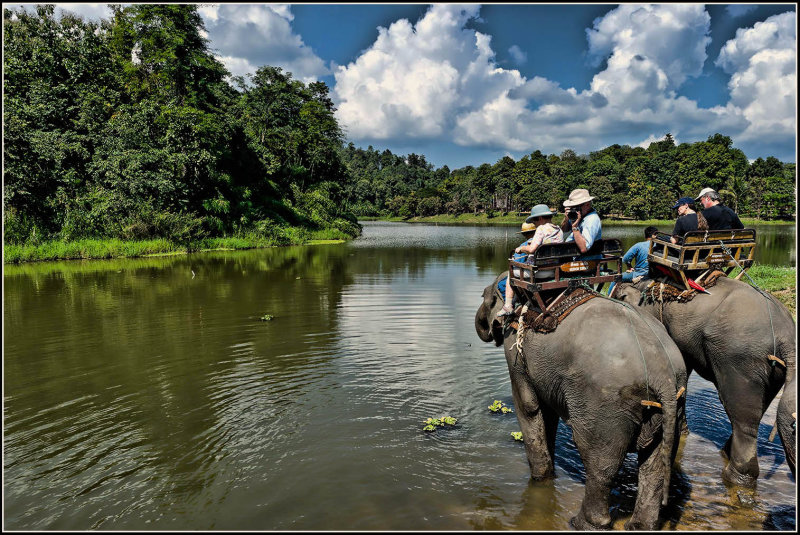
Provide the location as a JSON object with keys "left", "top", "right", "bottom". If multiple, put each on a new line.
{"left": 497, "top": 205, "right": 564, "bottom": 318}
{"left": 695, "top": 187, "right": 743, "bottom": 230}
{"left": 559, "top": 188, "right": 602, "bottom": 254}
{"left": 669, "top": 196, "right": 705, "bottom": 244}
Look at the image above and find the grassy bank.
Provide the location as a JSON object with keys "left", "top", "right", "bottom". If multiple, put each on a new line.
{"left": 3, "top": 228, "right": 353, "bottom": 264}
{"left": 733, "top": 264, "right": 797, "bottom": 318}
{"left": 363, "top": 213, "right": 794, "bottom": 227}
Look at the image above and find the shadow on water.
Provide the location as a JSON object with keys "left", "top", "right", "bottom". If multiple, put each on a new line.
{"left": 3, "top": 222, "right": 795, "bottom": 530}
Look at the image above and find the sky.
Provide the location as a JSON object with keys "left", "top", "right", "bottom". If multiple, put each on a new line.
{"left": 7, "top": 3, "right": 798, "bottom": 169}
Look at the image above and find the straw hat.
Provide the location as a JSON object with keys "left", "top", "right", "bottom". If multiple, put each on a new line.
{"left": 519, "top": 221, "right": 536, "bottom": 235}
{"left": 563, "top": 188, "right": 595, "bottom": 208}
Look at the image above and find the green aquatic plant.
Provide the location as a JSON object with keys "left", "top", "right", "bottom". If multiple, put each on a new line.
{"left": 488, "top": 400, "right": 513, "bottom": 413}
{"left": 422, "top": 416, "right": 458, "bottom": 432}
{"left": 260, "top": 314, "right": 274, "bottom": 321}
{"left": 511, "top": 432, "right": 523, "bottom": 441}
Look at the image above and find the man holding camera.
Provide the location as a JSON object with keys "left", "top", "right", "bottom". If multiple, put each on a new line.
{"left": 560, "top": 188, "right": 602, "bottom": 253}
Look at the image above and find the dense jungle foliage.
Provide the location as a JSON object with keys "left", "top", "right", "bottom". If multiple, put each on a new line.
{"left": 3, "top": 5, "right": 795, "bottom": 255}
{"left": 4, "top": 4, "right": 360, "bottom": 247}
{"left": 340, "top": 137, "right": 795, "bottom": 221}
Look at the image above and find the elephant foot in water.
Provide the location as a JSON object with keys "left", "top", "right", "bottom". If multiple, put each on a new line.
{"left": 719, "top": 436, "right": 758, "bottom": 488}
{"left": 569, "top": 515, "right": 611, "bottom": 531}
{"left": 624, "top": 518, "right": 659, "bottom": 531}
{"left": 722, "top": 462, "right": 758, "bottom": 488}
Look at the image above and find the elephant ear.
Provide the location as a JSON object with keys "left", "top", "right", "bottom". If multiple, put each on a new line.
{"left": 614, "top": 282, "right": 639, "bottom": 304}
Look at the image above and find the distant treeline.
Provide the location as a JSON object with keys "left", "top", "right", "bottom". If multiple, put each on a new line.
{"left": 4, "top": 4, "right": 359, "bottom": 246}
{"left": 3, "top": 6, "right": 795, "bottom": 253}
{"left": 340, "top": 136, "right": 795, "bottom": 221}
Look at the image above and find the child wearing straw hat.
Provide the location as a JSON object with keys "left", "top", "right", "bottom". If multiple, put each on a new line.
{"left": 497, "top": 204, "right": 563, "bottom": 318}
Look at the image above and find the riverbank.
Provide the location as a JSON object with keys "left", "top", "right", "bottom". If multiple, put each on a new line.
{"left": 732, "top": 264, "right": 796, "bottom": 318}
{"left": 361, "top": 213, "right": 796, "bottom": 227}
{"left": 3, "top": 229, "right": 351, "bottom": 264}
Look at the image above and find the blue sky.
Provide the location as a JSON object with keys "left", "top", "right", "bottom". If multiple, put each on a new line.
{"left": 10, "top": 3, "right": 797, "bottom": 168}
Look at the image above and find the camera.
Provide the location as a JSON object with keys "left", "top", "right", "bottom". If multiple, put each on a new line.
{"left": 567, "top": 210, "right": 579, "bottom": 222}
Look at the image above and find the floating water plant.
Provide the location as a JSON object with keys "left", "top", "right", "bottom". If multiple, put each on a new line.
{"left": 423, "top": 415, "right": 458, "bottom": 432}
{"left": 260, "top": 314, "right": 274, "bottom": 321}
{"left": 511, "top": 432, "right": 523, "bottom": 441}
{"left": 488, "top": 400, "right": 513, "bottom": 413}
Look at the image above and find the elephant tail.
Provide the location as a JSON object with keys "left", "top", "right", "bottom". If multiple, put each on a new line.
{"left": 658, "top": 386, "right": 677, "bottom": 507}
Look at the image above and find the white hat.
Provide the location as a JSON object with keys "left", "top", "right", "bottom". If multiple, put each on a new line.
{"left": 563, "top": 188, "right": 595, "bottom": 208}
{"left": 695, "top": 187, "right": 716, "bottom": 201}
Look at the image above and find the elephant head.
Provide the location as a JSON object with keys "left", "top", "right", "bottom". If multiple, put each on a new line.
{"left": 475, "top": 271, "right": 507, "bottom": 346}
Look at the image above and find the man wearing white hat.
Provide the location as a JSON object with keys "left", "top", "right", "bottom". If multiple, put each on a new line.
{"left": 695, "top": 187, "right": 743, "bottom": 230}
{"left": 559, "top": 188, "right": 602, "bottom": 254}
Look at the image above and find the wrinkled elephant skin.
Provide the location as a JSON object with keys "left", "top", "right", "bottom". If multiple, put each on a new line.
{"left": 476, "top": 273, "right": 687, "bottom": 530}
{"left": 616, "top": 276, "right": 796, "bottom": 487}
{"left": 776, "top": 376, "right": 796, "bottom": 476}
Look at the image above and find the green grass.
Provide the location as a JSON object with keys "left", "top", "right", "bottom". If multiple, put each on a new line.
{"left": 4, "top": 228, "right": 356, "bottom": 264}
{"left": 731, "top": 264, "right": 797, "bottom": 318}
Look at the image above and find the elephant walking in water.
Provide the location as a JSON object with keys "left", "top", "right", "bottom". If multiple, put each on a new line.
{"left": 475, "top": 273, "right": 687, "bottom": 530}
{"left": 616, "top": 276, "right": 796, "bottom": 485}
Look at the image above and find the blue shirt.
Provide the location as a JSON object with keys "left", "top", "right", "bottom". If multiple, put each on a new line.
{"left": 565, "top": 211, "right": 602, "bottom": 259}
{"left": 622, "top": 240, "right": 651, "bottom": 278}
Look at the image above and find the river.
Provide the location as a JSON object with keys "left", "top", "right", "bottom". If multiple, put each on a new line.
{"left": 3, "top": 221, "right": 795, "bottom": 530}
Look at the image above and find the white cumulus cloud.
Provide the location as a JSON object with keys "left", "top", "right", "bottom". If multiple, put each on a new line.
{"left": 334, "top": 4, "right": 794, "bottom": 161}
{"left": 333, "top": 4, "right": 523, "bottom": 140}
{"left": 715, "top": 11, "right": 796, "bottom": 145}
{"left": 201, "top": 4, "right": 329, "bottom": 83}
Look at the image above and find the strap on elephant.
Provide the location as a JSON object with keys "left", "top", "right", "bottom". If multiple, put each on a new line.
{"left": 716, "top": 240, "right": 780, "bottom": 366}
{"left": 590, "top": 283, "right": 683, "bottom": 408}
{"left": 640, "top": 387, "right": 686, "bottom": 409}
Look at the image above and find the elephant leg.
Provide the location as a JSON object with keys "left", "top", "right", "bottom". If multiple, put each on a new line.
{"left": 715, "top": 371, "right": 780, "bottom": 487}
{"left": 509, "top": 369, "right": 554, "bottom": 479}
{"left": 625, "top": 440, "right": 665, "bottom": 530}
{"left": 720, "top": 423, "right": 759, "bottom": 487}
{"left": 543, "top": 406, "right": 560, "bottom": 464}
{"left": 570, "top": 430, "right": 628, "bottom": 530}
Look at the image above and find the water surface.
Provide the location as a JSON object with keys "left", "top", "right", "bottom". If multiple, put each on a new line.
{"left": 3, "top": 221, "right": 795, "bottom": 530}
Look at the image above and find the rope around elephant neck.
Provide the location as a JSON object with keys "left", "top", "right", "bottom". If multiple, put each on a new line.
{"left": 512, "top": 303, "right": 528, "bottom": 372}
{"left": 717, "top": 240, "right": 777, "bottom": 359}
{"left": 623, "top": 300, "right": 651, "bottom": 402}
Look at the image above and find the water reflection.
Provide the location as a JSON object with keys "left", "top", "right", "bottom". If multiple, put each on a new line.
{"left": 3, "top": 222, "right": 795, "bottom": 530}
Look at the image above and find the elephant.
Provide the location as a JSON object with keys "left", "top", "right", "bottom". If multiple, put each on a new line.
{"left": 775, "top": 375, "right": 796, "bottom": 477}
{"left": 615, "top": 276, "right": 796, "bottom": 487}
{"left": 475, "top": 272, "right": 687, "bottom": 530}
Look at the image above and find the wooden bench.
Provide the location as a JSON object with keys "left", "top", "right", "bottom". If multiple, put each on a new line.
{"left": 648, "top": 229, "right": 757, "bottom": 290}
{"left": 508, "top": 238, "right": 623, "bottom": 311}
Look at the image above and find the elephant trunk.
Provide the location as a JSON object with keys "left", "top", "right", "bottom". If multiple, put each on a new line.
{"left": 475, "top": 304, "right": 494, "bottom": 343}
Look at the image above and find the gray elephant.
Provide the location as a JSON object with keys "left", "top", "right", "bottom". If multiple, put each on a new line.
{"left": 475, "top": 273, "right": 687, "bottom": 530}
{"left": 615, "top": 276, "right": 795, "bottom": 486}
{"left": 775, "top": 375, "right": 796, "bottom": 477}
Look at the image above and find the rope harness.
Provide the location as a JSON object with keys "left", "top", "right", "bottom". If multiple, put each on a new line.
{"left": 505, "top": 281, "right": 683, "bottom": 408}
{"left": 715, "top": 240, "right": 781, "bottom": 368}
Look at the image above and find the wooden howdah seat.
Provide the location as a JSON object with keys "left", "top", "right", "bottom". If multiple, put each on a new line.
{"left": 508, "top": 238, "right": 623, "bottom": 311}
{"left": 647, "top": 228, "right": 757, "bottom": 291}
